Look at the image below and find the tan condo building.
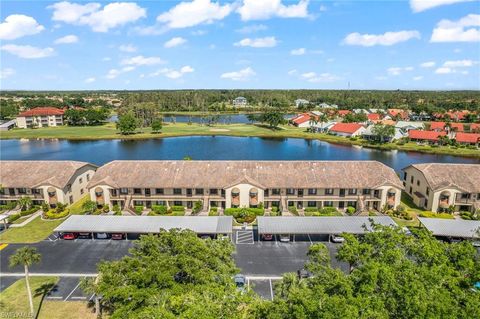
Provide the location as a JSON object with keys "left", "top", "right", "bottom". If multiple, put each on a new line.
{"left": 402, "top": 163, "right": 480, "bottom": 213}
{"left": 0, "top": 161, "right": 97, "bottom": 207}
{"left": 87, "top": 160, "right": 403, "bottom": 213}
{"left": 16, "top": 107, "right": 65, "bottom": 129}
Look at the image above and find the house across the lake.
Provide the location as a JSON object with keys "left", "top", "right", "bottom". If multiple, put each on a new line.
{"left": 329, "top": 123, "right": 366, "bottom": 137}
{"left": 87, "top": 160, "right": 403, "bottom": 213}
{"left": 232, "top": 96, "right": 247, "bottom": 107}
{"left": 408, "top": 130, "right": 446, "bottom": 144}
{"left": 16, "top": 107, "right": 65, "bottom": 129}
{"left": 294, "top": 99, "right": 309, "bottom": 107}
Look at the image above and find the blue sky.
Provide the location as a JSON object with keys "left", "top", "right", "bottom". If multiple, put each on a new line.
{"left": 0, "top": 0, "right": 479, "bottom": 90}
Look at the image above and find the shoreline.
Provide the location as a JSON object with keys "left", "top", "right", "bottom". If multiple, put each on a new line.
{"left": 1, "top": 123, "right": 479, "bottom": 159}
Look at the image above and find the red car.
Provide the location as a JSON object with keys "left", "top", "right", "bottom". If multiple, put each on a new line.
{"left": 261, "top": 234, "right": 273, "bottom": 241}
{"left": 62, "top": 233, "right": 77, "bottom": 240}
{"left": 111, "top": 233, "right": 124, "bottom": 240}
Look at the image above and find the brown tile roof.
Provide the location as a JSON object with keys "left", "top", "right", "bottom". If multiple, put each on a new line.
{"left": 18, "top": 107, "right": 65, "bottom": 117}
{"left": 408, "top": 130, "right": 446, "bottom": 141}
{"left": 88, "top": 160, "right": 403, "bottom": 190}
{"left": 408, "top": 163, "right": 480, "bottom": 193}
{"left": 330, "top": 123, "right": 364, "bottom": 134}
{"left": 0, "top": 161, "right": 96, "bottom": 189}
{"left": 455, "top": 132, "right": 480, "bottom": 144}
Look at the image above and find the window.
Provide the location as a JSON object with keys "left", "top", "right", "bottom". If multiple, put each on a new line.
{"left": 173, "top": 188, "right": 182, "bottom": 195}
{"left": 120, "top": 188, "right": 128, "bottom": 195}
{"left": 195, "top": 188, "right": 204, "bottom": 195}
{"left": 347, "top": 201, "right": 356, "bottom": 207}
{"left": 424, "top": 200, "right": 428, "bottom": 208}
{"left": 324, "top": 201, "right": 333, "bottom": 207}
{"left": 209, "top": 189, "right": 218, "bottom": 195}
{"left": 272, "top": 189, "right": 281, "bottom": 195}
{"left": 133, "top": 200, "right": 143, "bottom": 206}
{"left": 308, "top": 189, "right": 317, "bottom": 195}
{"left": 0, "top": 188, "right": 4, "bottom": 195}
{"left": 17, "top": 188, "right": 26, "bottom": 194}
{"left": 86, "top": 174, "right": 90, "bottom": 181}
{"left": 69, "top": 196, "right": 73, "bottom": 204}
{"left": 32, "top": 188, "right": 41, "bottom": 194}
{"left": 80, "top": 188, "right": 84, "bottom": 194}
{"left": 79, "top": 178, "right": 83, "bottom": 184}
{"left": 286, "top": 188, "right": 295, "bottom": 195}
{"left": 409, "top": 187, "right": 412, "bottom": 194}
{"left": 307, "top": 201, "right": 317, "bottom": 207}
{"left": 173, "top": 200, "right": 182, "bottom": 206}
{"left": 348, "top": 189, "right": 357, "bottom": 195}
{"left": 155, "top": 188, "right": 164, "bottom": 195}
{"left": 410, "top": 176, "right": 414, "bottom": 183}
{"left": 362, "top": 189, "right": 371, "bottom": 195}
{"left": 325, "top": 188, "right": 334, "bottom": 195}
{"left": 133, "top": 188, "right": 142, "bottom": 195}
{"left": 111, "top": 189, "right": 118, "bottom": 196}
{"left": 417, "top": 180, "right": 420, "bottom": 186}
{"left": 403, "top": 173, "right": 407, "bottom": 181}
{"left": 461, "top": 193, "right": 470, "bottom": 199}
{"left": 264, "top": 189, "right": 269, "bottom": 197}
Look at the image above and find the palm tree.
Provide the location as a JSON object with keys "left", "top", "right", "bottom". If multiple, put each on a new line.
{"left": 275, "top": 272, "right": 306, "bottom": 298}
{"left": 18, "top": 197, "right": 32, "bottom": 211}
{"left": 9, "top": 247, "right": 41, "bottom": 315}
{"left": 80, "top": 276, "right": 102, "bottom": 318}
{"left": 308, "top": 115, "right": 318, "bottom": 132}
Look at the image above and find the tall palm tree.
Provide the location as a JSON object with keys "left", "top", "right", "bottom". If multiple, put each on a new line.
{"left": 18, "top": 197, "right": 32, "bottom": 211}
{"left": 80, "top": 276, "right": 102, "bottom": 318}
{"left": 308, "top": 115, "right": 318, "bottom": 132}
{"left": 9, "top": 247, "right": 41, "bottom": 315}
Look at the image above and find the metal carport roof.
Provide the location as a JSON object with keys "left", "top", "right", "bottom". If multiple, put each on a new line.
{"left": 418, "top": 218, "right": 480, "bottom": 239}
{"left": 54, "top": 215, "right": 233, "bottom": 234}
{"left": 257, "top": 216, "right": 396, "bottom": 235}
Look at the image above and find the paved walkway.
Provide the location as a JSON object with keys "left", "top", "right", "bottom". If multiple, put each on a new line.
{"left": 9, "top": 211, "right": 42, "bottom": 228}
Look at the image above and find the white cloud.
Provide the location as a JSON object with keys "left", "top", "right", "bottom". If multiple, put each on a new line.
{"left": 221, "top": 67, "right": 255, "bottom": 81}
{"left": 236, "top": 24, "right": 268, "bottom": 33}
{"left": 237, "top": 0, "right": 310, "bottom": 21}
{"left": 84, "top": 77, "right": 96, "bottom": 83}
{"left": 157, "top": 0, "right": 233, "bottom": 29}
{"left": 431, "top": 14, "right": 480, "bottom": 42}
{"left": 119, "top": 44, "right": 137, "bottom": 52}
{"left": 343, "top": 30, "right": 420, "bottom": 46}
{"left": 387, "top": 66, "right": 414, "bottom": 75}
{"left": 191, "top": 30, "right": 207, "bottom": 36}
{"left": 1, "top": 44, "right": 54, "bottom": 59}
{"left": 410, "top": 0, "right": 473, "bottom": 13}
{"left": 434, "top": 59, "right": 478, "bottom": 74}
{"left": 106, "top": 66, "right": 135, "bottom": 79}
{"left": 149, "top": 65, "right": 194, "bottom": 79}
{"left": 54, "top": 34, "right": 78, "bottom": 44}
{"left": 435, "top": 67, "right": 453, "bottom": 74}
{"left": 102, "top": 57, "right": 111, "bottom": 61}
{"left": 234, "top": 36, "right": 277, "bottom": 47}
{"left": 0, "top": 68, "right": 15, "bottom": 79}
{"left": 121, "top": 55, "right": 165, "bottom": 66}
{"left": 300, "top": 71, "right": 340, "bottom": 82}
{"left": 0, "top": 14, "right": 44, "bottom": 40}
{"left": 290, "top": 48, "right": 306, "bottom": 55}
{"left": 164, "top": 37, "right": 187, "bottom": 48}
{"left": 420, "top": 61, "right": 436, "bottom": 68}
{"left": 288, "top": 69, "right": 298, "bottom": 75}
{"left": 413, "top": 76, "right": 423, "bottom": 81}
{"left": 49, "top": 1, "right": 146, "bottom": 32}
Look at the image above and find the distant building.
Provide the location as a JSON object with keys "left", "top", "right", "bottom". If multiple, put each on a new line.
{"left": 16, "top": 107, "right": 65, "bottom": 129}
{"left": 233, "top": 97, "right": 247, "bottom": 107}
{"left": 290, "top": 113, "right": 314, "bottom": 128}
{"left": 408, "top": 130, "right": 446, "bottom": 144}
{"left": 294, "top": 99, "right": 309, "bottom": 108}
{"left": 318, "top": 103, "right": 338, "bottom": 109}
{"left": 329, "top": 123, "right": 366, "bottom": 137}
{"left": 0, "top": 119, "right": 16, "bottom": 131}
{"left": 455, "top": 132, "right": 480, "bottom": 146}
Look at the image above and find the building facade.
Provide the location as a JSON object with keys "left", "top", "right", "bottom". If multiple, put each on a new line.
{"left": 88, "top": 160, "right": 403, "bottom": 213}
{"left": 16, "top": 107, "right": 65, "bottom": 129}
{"left": 232, "top": 97, "right": 247, "bottom": 107}
{"left": 402, "top": 163, "right": 480, "bottom": 213}
{"left": 0, "top": 161, "right": 97, "bottom": 207}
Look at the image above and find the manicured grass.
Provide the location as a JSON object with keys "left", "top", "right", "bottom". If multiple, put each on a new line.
{"left": 38, "top": 301, "right": 96, "bottom": 319}
{"left": 1, "top": 122, "right": 479, "bottom": 157}
{"left": 69, "top": 195, "right": 90, "bottom": 215}
{"left": 0, "top": 276, "right": 58, "bottom": 317}
{"left": 0, "top": 217, "right": 63, "bottom": 243}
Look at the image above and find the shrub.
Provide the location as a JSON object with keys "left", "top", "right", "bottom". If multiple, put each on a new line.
{"left": 224, "top": 207, "right": 263, "bottom": 223}
{"left": 171, "top": 205, "right": 185, "bottom": 212}
{"left": 172, "top": 211, "right": 185, "bottom": 216}
{"left": 19, "top": 206, "right": 40, "bottom": 217}
{"left": 8, "top": 213, "right": 21, "bottom": 223}
{"left": 152, "top": 205, "right": 168, "bottom": 215}
{"left": 346, "top": 206, "right": 356, "bottom": 216}
{"left": 134, "top": 206, "right": 143, "bottom": 215}
{"left": 271, "top": 206, "right": 278, "bottom": 213}
{"left": 113, "top": 204, "right": 121, "bottom": 215}
{"left": 193, "top": 201, "right": 202, "bottom": 214}
{"left": 41, "top": 203, "right": 49, "bottom": 212}
{"left": 209, "top": 207, "right": 218, "bottom": 216}
{"left": 288, "top": 206, "right": 298, "bottom": 216}
{"left": 419, "top": 211, "right": 455, "bottom": 219}
{"left": 305, "top": 207, "right": 318, "bottom": 213}
{"left": 304, "top": 211, "right": 321, "bottom": 216}
{"left": 102, "top": 205, "right": 110, "bottom": 213}
{"left": 319, "top": 207, "right": 338, "bottom": 214}
{"left": 459, "top": 211, "right": 480, "bottom": 221}
{"left": 43, "top": 209, "right": 69, "bottom": 219}
{"left": 258, "top": 202, "right": 264, "bottom": 210}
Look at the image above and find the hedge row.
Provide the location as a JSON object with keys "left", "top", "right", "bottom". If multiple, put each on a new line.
{"left": 43, "top": 209, "right": 70, "bottom": 220}
{"left": 7, "top": 206, "right": 40, "bottom": 223}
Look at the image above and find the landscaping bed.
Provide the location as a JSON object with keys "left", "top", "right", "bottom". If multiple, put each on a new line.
{"left": 7, "top": 206, "right": 40, "bottom": 223}
{"left": 224, "top": 207, "right": 264, "bottom": 223}
{"left": 147, "top": 205, "right": 186, "bottom": 216}
{"left": 303, "top": 207, "right": 343, "bottom": 216}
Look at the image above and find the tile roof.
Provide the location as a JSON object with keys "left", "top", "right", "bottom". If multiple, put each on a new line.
{"left": 330, "top": 122, "right": 364, "bottom": 134}
{"left": 88, "top": 160, "right": 403, "bottom": 190}
{"left": 337, "top": 110, "right": 351, "bottom": 116}
{"left": 367, "top": 113, "right": 382, "bottom": 121}
{"left": 18, "top": 107, "right": 65, "bottom": 117}
{"left": 291, "top": 113, "right": 312, "bottom": 125}
{"left": 455, "top": 132, "right": 480, "bottom": 144}
{"left": 0, "top": 161, "right": 96, "bottom": 189}
{"left": 408, "top": 130, "right": 446, "bottom": 141}
{"left": 471, "top": 123, "right": 480, "bottom": 132}
{"left": 408, "top": 163, "right": 480, "bottom": 192}
{"left": 430, "top": 122, "right": 445, "bottom": 130}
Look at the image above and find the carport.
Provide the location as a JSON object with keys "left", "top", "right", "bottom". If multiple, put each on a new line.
{"left": 257, "top": 216, "right": 397, "bottom": 241}
{"left": 418, "top": 218, "right": 480, "bottom": 239}
{"left": 54, "top": 215, "right": 233, "bottom": 239}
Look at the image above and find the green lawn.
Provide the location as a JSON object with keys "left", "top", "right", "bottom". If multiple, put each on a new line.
{"left": 0, "top": 217, "right": 64, "bottom": 243}
{"left": 0, "top": 276, "right": 58, "bottom": 318}
{"left": 38, "top": 301, "right": 96, "bottom": 319}
{"left": 1, "top": 122, "right": 479, "bottom": 158}
{"left": 69, "top": 195, "right": 90, "bottom": 215}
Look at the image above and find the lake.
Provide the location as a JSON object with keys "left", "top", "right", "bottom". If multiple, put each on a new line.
{"left": 0, "top": 136, "right": 478, "bottom": 172}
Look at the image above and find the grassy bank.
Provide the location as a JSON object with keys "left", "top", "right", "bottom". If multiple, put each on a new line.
{"left": 0, "top": 217, "right": 64, "bottom": 243}
{"left": 1, "top": 122, "right": 479, "bottom": 158}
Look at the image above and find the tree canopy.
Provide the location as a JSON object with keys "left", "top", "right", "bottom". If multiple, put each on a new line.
{"left": 116, "top": 112, "right": 138, "bottom": 135}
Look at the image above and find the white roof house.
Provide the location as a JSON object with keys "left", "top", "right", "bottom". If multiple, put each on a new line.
{"left": 295, "top": 99, "right": 309, "bottom": 107}
{"left": 233, "top": 96, "right": 247, "bottom": 106}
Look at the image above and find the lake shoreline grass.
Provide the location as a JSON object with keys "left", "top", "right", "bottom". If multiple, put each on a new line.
{"left": 1, "top": 123, "right": 479, "bottom": 158}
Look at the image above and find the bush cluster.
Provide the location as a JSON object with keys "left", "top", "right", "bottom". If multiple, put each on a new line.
{"left": 209, "top": 207, "right": 218, "bottom": 216}
{"left": 171, "top": 205, "right": 185, "bottom": 212}
{"left": 43, "top": 208, "right": 70, "bottom": 219}
{"left": 288, "top": 206, "right": 298, "bottom": 215}
{"left": 459, "top": 211, "right": 480, "bottom": 220}
{"left": 134, "top": 206, "right": 143, "bottom": 215}
{"left": 152, "top": 205, "right": 169, "bottom": 215}
{"left": 419, "top": 211, "right": 455, "bottom": 219}
{"left": 224, "top": 207, "right": 264, "bottom": 223}
{"left": 192, "top": 201, "right": 202, "bottom": 214}
{"left": 0, "top": 201, "right": 18, "bottom": 212}
{"left": 304, "top": 207, "right": 340, "bottom": 216}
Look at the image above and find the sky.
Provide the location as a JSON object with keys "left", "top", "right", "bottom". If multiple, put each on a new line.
{"left": 0, "top": 0, "right": 479, "bottom": 90}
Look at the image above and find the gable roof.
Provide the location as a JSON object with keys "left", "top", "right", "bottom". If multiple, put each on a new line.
{"left": 18, "top": 107, "right": 65, "bottom": 117}
{"left": 367, "top": 113, "right": 382, "bottom": 121}
{"left": 406, "top": 163, "right": 480, "bottom": 193}
{"left": 0, "top": 161, "right": 97, "bottom": 189}
{"left": 337, "top": 110, "right": 351, "bottom": 116}
{"left": 291, "top": 113, "right": 312, "bottom": 125}
{"left": 330, "top": 123, "right": 364, "bottom": 134}
{"left": 455, "top": 132, "right": 480, "bottom": 144}
{"left": 408, "top": 130, "right": 446, "bottom": 141}
{"left": 88, "top": 160, "right": 403, "bottom": 190}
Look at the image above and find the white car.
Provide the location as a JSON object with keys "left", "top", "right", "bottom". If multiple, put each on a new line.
{"left": 279, "top": 234, "right": 290, "bottom": 242}
{"left": 96, "top": 233, "right": 108, "bottom": 239}
{"left": 472, "top": 240, "right": 480, "bottom": 247}
{"left": 330, "top": 234, "right": 345, "bottom": 243}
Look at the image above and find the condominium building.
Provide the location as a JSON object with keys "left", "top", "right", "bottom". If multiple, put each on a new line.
{"left": 402, "top": 163, "right": 480, "bottom": 213}
{"left": 88, "top": 160, "right": 403, "bottom": 212}
{"left": 16, "top": 107, "right": 65, "bottom": 129}
{"left": 0, "top": 161, "right": 97, "bottom": 206}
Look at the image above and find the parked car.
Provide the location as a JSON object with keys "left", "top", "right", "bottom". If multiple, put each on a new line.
{"left": 77, "top": 232, "right": 92, "bottom": 239}
{"left": 472, "top": 240, "right": 480, "bottom": 247}
{"left": 62, "top": 233, "right": 77, "bottom": 240}
{"left": 330, "top": 234, "right": 345, "bottom": 243}
{"left": 96, "top": 233, "right": 109, "bottom": 239}
{"left": 234, "top": 274, "right": 246, "bottom": 292}
{"left": 261, "top": 234, "right": 273, "bottom": 241}
{"left": 111, "top": 233, "right": 124, "bottom": 240}
{"left": 200, "top": 235, "right": 212, "bottom": 240}
{"left": 448, "top": 237, "right": 462, "bottom": 243}
{"left": 279, "top": 234, "right": 290, "bottom": 242}
{"left": 297, "top": 268, "right": 312, "bottom": 279}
